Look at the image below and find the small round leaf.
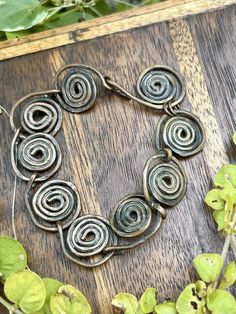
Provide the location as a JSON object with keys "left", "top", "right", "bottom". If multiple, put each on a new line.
{"left": 155, "top": 301, "right": 177, "bottom": 314}
{"left": 50, "top": 285, "right": 91, "bottom": 314}
{"left": 205, "top": 189, "right": 225, "bottom": 210}
{"left": 112, "top": 293, "right": 139, "bottom": 314}
{"left": 176, "top": 283, "right": 205, "bottom": 314}
{"left": 207, "top": 290, "right": 236, "bottom": 314}
{"left": 140, "top": 287, "right": 157, "bottom": 313}
{"left": 218, "top": 262, "right": 236, "bottom": 290}
{"left": 35, "top": 278, "right": 63, "bottom": 314}
{"left": 193, "top": 254, "right": 223, "bottom": 283}
{"left": 4, "top": 270, "right": 46, "bottom": 313}
{"left": 214, "top": 165, "right": 236, "bottom": 189}
{"left": 220, "top": 187, "right": 236, "bottom": 211}
{"left": 212, "top": 210, "right": 227, "bottom": 231}
{"left": 0, "top": 236, "right": 27, "bottom": 280}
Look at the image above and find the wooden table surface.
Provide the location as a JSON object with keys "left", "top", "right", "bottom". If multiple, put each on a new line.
{"left": 0, "top": 0, "right": 236, "bottom": 312}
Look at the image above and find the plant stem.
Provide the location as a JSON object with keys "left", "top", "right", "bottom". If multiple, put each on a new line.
{"left": 221, "top": 233, "right": 232, "bottom": 264}
{"left": 212, "top": 210, "right": 236, "bottom": 289}
{"left": 230, "top": 235, "right": 236, "bottom": 259}
{"left": 0, "top": 296, "right": 23, "bottom": 314}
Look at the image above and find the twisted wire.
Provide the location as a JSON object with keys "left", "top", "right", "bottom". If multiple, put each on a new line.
{"left": 11, "top": 130, "right": 61, "bottom": 181}
{"left": 136, "top": 65, "right": 185, "bottom": 109}
{"left": 156, "top": 110, "right": 205, "bottom": 157}
{"left": 110, "top": 194, "right": 152, "bottom": 237}
{"left": 143, "top": 153, "right": 187, "bottom": 207}
{"left": 54, "top": 65, "right": 98, "bottom": 113}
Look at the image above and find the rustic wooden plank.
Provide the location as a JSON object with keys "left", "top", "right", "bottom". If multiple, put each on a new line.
{"left": 0, "top": 4, "right": 236, "bottom": 314}
{"left": 0, "top": 0, "right": 235, "bottom": 61}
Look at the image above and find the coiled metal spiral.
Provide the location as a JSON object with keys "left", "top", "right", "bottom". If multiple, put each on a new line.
{"left": 54, "top": 66, "right": 97, "bottom": 113}
{"left": 156, "top": 110, "right": 205, "bottom": 157}
{"left": 25, "top": 179, "right": 81, "bottom": 231}
{"left": 110, "top": 194, "right": 152, "bottom": 237}
{"left": 7, "top": 63, "right": 205, "bottom": 268}
{"left": 136, "top": 65, "right": 185, "bottom": 109}
{"left": 57, "top": 215, "right": 117, "bottom": 267}
{"left": 20, "top": 97, "right": 62, "bottom": 136}
{"left": 12, "top": 132, "right": 62, "bottom": 181}
{"left": 143, "top": 153, "right": 186, "bottom": 207}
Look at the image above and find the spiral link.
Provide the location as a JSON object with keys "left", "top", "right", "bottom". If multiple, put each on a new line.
{"left": 67, "top": 216, "right": 112, "bottom": 256}
{"left": 143, "top": 153, "right": 187, "bottom": 206}
{"left": 20, "top": 97, "right": 62, "bottom": 136}
{"left": 57, "top": 215, "right": 117, "bottom": 267}
{"left": 12, "top": 132, "right": 62, "bottom": 181}
{"left": 156, "top": 110, "right": 205, "bottom": 156}
{"left": 110, "top": 194, "right": 152, "bottom": 237}
{"left": 136, "top": 65, "right": 185, "bottom": 109}
{"left": 25, "top": 178, "right": 81, "bottom": 232}
{"left": 54, "top": 66, "right": 97, "bottom": 113}
{"left": 7, "top": 63, "right": 203, "bottom": 268}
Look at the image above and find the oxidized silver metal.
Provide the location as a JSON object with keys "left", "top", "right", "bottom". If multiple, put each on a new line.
{"left": 7, "top": 63, "right": 205, "bottom": 268}
{"left": 110, "top": 194, "right": 152, "bottom": 237}
{"left": 143, "top": 151, "right": 187, "bottom": 207}
{"left": 156, "top": 110, "right": 205, "bottom": 157}
{"left": 54, "top": 65, "right": 98, "bottom": 113}
{"left": 20, "top": 97, "right": 62, "bottom": 136}
{"left": 25, "top": 176, "right": 81, "bottom": 232}
{"left": 11, "top": 130, "right": 62, "bottom": 181}
{"left": 136, "top": 65, "right": 185, "bottom": 109}
{"left": 58, "top": 215, "right": 118, "bottom": 267}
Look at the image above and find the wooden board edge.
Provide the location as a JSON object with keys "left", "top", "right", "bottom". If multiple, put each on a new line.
{"left": 0, "top": 0, "right": 235, "bottom": 61}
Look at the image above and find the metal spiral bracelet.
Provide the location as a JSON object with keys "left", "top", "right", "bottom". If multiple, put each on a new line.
{"left": 8, "top": 64, "right": 206, "bottom": 268}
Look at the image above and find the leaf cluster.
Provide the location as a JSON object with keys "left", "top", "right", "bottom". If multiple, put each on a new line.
{"left": 205, "top": 134, "right": 236, "bottom": 234}
{"left": 112, "top": 254, "right": 236, "bottom": 313}
{"left": 0, "top": 236, "right": 91, "bottom": 314}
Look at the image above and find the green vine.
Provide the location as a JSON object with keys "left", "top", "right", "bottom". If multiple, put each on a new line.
{"left": 0, "top": 105, "right": 236, "bottom": 313}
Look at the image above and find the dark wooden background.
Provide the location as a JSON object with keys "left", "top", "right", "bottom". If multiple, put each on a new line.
{"left": 1, "top": 3, "right": 236, "bottom": 313}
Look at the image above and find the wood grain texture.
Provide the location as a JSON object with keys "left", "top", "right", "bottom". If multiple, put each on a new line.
{"left": 0, "top": 0, "right": 236, "bottom": 61}
{"left": 1, "top": 3, "right": 236, "bottom": 314}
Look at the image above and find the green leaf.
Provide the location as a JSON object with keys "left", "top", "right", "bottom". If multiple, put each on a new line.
{"left": 193, "top": 254, "right": 223, "bottom": 283}
{"left": 195, "top": 281, "right": 207, "bottom": 299}
{"left": 35, "top": 278, "right": 63, "bottom": 314}
{"left": 112, "top": 293, "right": 139, "bottom": 314}
{"left": 4, "top": 270, "right": 46, "bottom": 313}
{"left": 205, "top": 189, "right": 225, "bottom": 210}
{"left": 218, "top": 261, "right": 236, "bottom": 289}
{"left": 233, "top": 132, "right": 236, "bottom": 145}
{"left": 0, "top": 0, "right": 49, "bottom": 32}
{"left": 207, "top": 290, "right": 236, "bottom": 314}
{"left": 140, "top": 288, "right": 157, "bottom": 313}
{"left": 0, "top": 31, "right": 6, "bottom": 41}
{"left": 44, "top": 9, "right": 94, "bottom": 29}
{"left": 220, "top": 187, "right": 236, "bottom": 211}
{"left": 50, "top": 285, "right": 91, "bottom": 314}
{"left": 0, "top": 236, "right": 27, "bottom": 280}
{"left": 5, "top": 29, "right": 31, "bottom": 39}
{"left": 176, "top": 284, "right": 205, "bottom": 314}
{"left": 212, "top": 210, "right": 228, "bottom": 231}
{"left": 155, "top": 301, "right": 177, "bottom": 314}
{"left": 214, "top": 165, "right": 236, "bottom": 189}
